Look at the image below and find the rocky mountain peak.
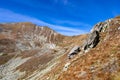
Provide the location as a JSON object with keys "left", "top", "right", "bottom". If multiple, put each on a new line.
{"left": 0, "top": 22, "right": 65, "bottom": 51}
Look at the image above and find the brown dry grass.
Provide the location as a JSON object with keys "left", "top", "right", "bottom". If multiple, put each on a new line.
{"left": 59, "top": 34, "right": 88, "bottom": 47}
{"left": 58, "top": 18, "right": 120, "bottom": 80}
{"left": 0, "top": 39, "right": 16, "bottom": 53}
{"left": 16, "top": 53, "right": 54, "bottom": 77}
{"left": 0, "top": 53, "right": 14, "bottom": 65}
{"left": 0, "top": 18, "right": 120, "bottom": 80}
{"left": 39, "top": 35, "right": 88, "bottom": 80}
{"left": 17, "top": 49, "right": 40, "bottom": 58}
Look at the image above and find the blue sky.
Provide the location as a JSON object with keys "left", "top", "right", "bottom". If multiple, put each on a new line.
{"left": 0, "top": 0, "right": 120, "bottom": 36}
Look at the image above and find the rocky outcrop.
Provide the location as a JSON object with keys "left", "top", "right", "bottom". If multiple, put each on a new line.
{"left": 67, "top": 30, "right": 100, "bottom": 59}
{"left": 82, "top": 31, "right": 99, "bottom": 52}
{"left": 67, "top": 23, "right": 102, "bottom": 58}
{"left": 63, "top": 62, "right": 71, "bottom": 71}
{"left": 67, "top": 19, "right": 112, "bottom": 58}
{"left": 91, "top": 19, "right": 112, "bottom": 33}
{"left": 90, "top": 22, "right": 105, "bottom": 33}
{"left": 68, "top": 46, "right": 80, "bottom": 59}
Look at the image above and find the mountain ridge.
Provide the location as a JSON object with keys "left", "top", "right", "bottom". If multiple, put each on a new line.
{"left": 0, "top": 16, "right": 120, "bottom": 80}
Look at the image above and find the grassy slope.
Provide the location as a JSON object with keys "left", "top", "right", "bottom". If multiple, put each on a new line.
{"left": 57, "top": 17, "right": 120, "bottom": 80}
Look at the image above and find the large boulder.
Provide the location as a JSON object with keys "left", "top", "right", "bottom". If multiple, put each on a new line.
{"left": 82, "top": 31, "right": 99, "bottom": 52}
{"left": 68, "top": 46, "right": 80, "bottom": 59}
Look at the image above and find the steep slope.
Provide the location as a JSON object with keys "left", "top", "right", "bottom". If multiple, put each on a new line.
{"left": 57, "top": 17, "right": 120, "bottom": 80}
{"left": 0, "top": 22, "right": 88, "bottom": 80}
{"left": 0, "top": 22, "right": 66, "bottom": 80}
{"left": 0, "top": 16, "right": 119, "bottom": 80}
{"left": 32, "top": 17, "right": 120, "bottom": 80}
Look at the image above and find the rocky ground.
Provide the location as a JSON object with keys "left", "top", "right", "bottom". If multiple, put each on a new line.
{"left": 0, "top": 16, "right": 120, "bottom": 80}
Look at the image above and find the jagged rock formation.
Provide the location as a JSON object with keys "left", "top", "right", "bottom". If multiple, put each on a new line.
{"left": 67, "top": 19, "right": 112, "bottom": 58}
{"left": 67, "top": 30, "right": 100, "bottom": 58}
{"left": 68, "top": 46, "right": 80, "bottom": 59}
{"left": 90, "top": 19, "right": 112, "bottom": 33}
{"left": 90, "top": 22, "right": 107, "bottom": 33}
{"left": 0, "top": 16, "right": 120, "bottom": 80}
{"left": 81, "top": 19, "right": 112, "bottom": 53}
{"left": 82, "top": 31, "right": 99, "bottom": 52}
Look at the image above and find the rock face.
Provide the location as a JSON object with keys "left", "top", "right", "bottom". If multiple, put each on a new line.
{"left": 68, "top": 46, "right": 80, "bottom": 59}
{"left": 66, "top": 19, "right": 111, "bottom": 59}
{"left": 91, "top": 19, "right": 112, "bottom": 33}
{"left": 0, "top": 22, "right": 64, "bottom": 51}
{"left": 91, "top": 22, "right": 105, "bottom": 33}
{"left": 81, "top": 19, "right": 112, "bottom": 52}
{"left": 67, "top": 30, "right": 100, "bottom": 59}
{"left": 82, "top": 31, "right": 99, "bottom": 52}
{"left": 67, "top": 20, "right": 112, "bottom": 56}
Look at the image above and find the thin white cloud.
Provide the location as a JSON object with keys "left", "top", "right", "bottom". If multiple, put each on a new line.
{"left": 0, "top": 8, "right": 87, "bottom": 36}
{"left": 53, "top": 20, "right": 91, "bottom": 27}
{"left": 57, "top": 30, "right": 85, "bottom": 36}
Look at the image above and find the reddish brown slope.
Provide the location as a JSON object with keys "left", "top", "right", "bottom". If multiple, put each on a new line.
{"left": 58, "top": 17, "right": 120, "bottom": 80}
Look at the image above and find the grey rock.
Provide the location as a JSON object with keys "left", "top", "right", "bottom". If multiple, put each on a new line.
{"left": 82, "top": 31, "right": 99, "bottom": 51}
{"left": 118, "top": 27, "right": 120, "bottom": 30}
{"left": 91, "top": 22, "right": 104, "bottom": 33}
{"left": 68, "top": 46, "right": 80, "bottom": 59}
{"left": 16, "top": 41, "right": 31, "bottom": 51}
{"left": 63, "top": 62, "right": 70, "bottom": 71}
{"left": 78, "top": 71, "right": 87, "bottom": 77}
{"left": 91, "top": 22, "right": 108, "bottom": 33}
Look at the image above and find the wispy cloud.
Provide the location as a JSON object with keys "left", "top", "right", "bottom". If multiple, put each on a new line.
{"left": 0, "top": 8, "right": 87, "bottom": 36}
{"left": 53, "top": 20, "right": 91, "bottom": 27}
{"left": 52, "top": 25, "right": 87, "bottom": 35}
